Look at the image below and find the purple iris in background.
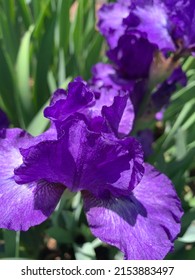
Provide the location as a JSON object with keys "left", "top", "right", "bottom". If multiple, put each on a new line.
{"left": 98, "top": 0, "right": 195, "bottom": 55}
{"left": 0, "top": 79, "right": 183, "bottom": 259}
{"left": 97, "top": 0, "right": 191, "bottom": 116}
{"left": 0, "top": 108, "right": 9, "bottom": 129}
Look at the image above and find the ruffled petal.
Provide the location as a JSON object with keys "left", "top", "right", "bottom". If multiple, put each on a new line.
{"left": 98, "top": 2, "right": 130, "bottom": 48}
{"left": 44, "top": 79, "right": 94, "bottom": 122}
{"left": 101, "top": 91, "right": 134, "bottom": 136}
{"left": 87, "top": 86, "right": 134, "bottom": 136}
{"left": 132, "top": 3, "right": 175, "bottom": 51}
{"left": 83, "top": 163, "right": 183, "bottom": 260}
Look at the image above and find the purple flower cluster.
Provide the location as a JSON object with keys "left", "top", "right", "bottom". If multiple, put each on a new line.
{"left": 97, "top": 0, "right": 193, "bottom": 117}
{"left": 0, "top": 78, "right": 183, "bottom": 259}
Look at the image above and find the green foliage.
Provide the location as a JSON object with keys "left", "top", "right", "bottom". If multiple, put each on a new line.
{"left": 0, "top": 0, "right": 103, "bottom": 133}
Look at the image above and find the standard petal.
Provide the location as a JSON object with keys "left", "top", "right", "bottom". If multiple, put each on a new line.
{"left": 107, "top": 33, "right": 157, "bottom": 79}
{"left": 15, "top": 116, "right": 144, "bottom": 197}
{"left": 101, "top": 92, "right": 134, "bottom": 136}
{"left": 44, "top": 79, "right": 94, "bottom": 122}
{"left": 83, "top": 163, "right": 183, "bottom": 260}
{"left": 87, "top": 87, "right": 134, "bottom": 136}
{"left": 98, "top": 2, "right": 130, "bottom": 48}
{"left": 132, "top": 3, "right": 175, "bottom": 51}
{"left": 0, "top": 128, "right": 64, "bottom": 231}
{"left": 91, "top": 63, "right": 134, "bottom": 92}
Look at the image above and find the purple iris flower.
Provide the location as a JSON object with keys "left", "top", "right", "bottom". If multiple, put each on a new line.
{"left": 98, "top": 0, "right": 195, "bottom": 54}
{"left": 97, "top": 0, "right": 190, "bottom": 117}
{"left": 0, "top": 108, "right": 9, "bottom": 129}
{"left": 0, "top": 80, "right": 183, "bottom": 259}
{"left": 45, "top": 77, "right": 134, "bottom": 137}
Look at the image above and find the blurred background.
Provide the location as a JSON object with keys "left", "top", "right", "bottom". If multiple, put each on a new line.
{"left": 0, "top": 0, "right": 195, "bottom": 260}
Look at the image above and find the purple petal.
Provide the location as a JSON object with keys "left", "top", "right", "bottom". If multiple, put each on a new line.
{"left": 44, "top": 79, "right": 94, "bottom": 122}
{"left": 90, "top": 63, "right": 135, "bottom": 135}
{"left": 0, "top": 179, "right": 64, "bottom": 231}
{"left": 15, "top": 116, "right": 144, "bottom": 198}
{"left": 107, "top": 32, "right": 157, "bottom": 79}
{"left": 87, "top": 86, "right": 134, "bottom": 136}
{"left": 101, "top": 91, "right": 134, "bottom": 136}
{"left": 0, "top": 108, "right": 9, "bottom": 129}
{"left": 83, "top": 163, "right": 183, "bottom": 260}
{"left": 132, "top": 3, "right": 175, "bottom": 51}
{"left": 131, "top": 0, "right": 195, "bottom": 51}
{"left": 91, "top": 63, "right": 134, "bottom": 92}
{"left": 0, "top": 128, "right": 64, "bottom": 231}
{"left": 98, "top": 2, "right": 130, "bottom": 48}
{"left": 49, "top": 88, "right": 67, "bottom": 105}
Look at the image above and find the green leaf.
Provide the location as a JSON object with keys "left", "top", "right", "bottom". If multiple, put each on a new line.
{"left": 179, "top": 220, "right": 195, "bottom": 243}
{"left": 58, "top": 48, "right": 66, "bottom": 86}
{"left": 175, "top": 129, "right": 187, "bottom": 160}
{"left": 163, "top": 99, "right": 195, "bottom": 147}
{"left": 33, "top": 13, "right": 56, "bottom": 109}
{"left": 33, "top": 0, "right": 51, "bottom": 37}
{"left": 58, "top": 0, "right": 72, "bottom": 53}
{"left": 47, "top": 70, "right": 57, "bottom": 93}
{"left": 0, "top": 43, "right": 20, "bottom": 125}
{"left": 16, "top": 25, "right": 34, "bottom": 124}
{"left": 84, "top": 33, "right": 103, "bottom": 79}
{"left": 46, "top": 227, "right": 73, "bottom": 244}
{"left": 3, "top": 230, "right": 16, "bottom": 258}
{"left": 17, "top": 0, "right": 33, "bottom": 29}
{"left": 27, "top": 99, "right": 49, "bottom": 136}
{"left": 70, "top": 0, "right": 84, "bottom": 73}
{"left": 0, "top": 7, "right": 18, "bottom": 63}
{"left": 183, "top": 56, "right": 195, "bottom": 71}
{"left": 74, "top": 242, "right": 96, "bottom": 260}
{"left": 62, "top": 210, "right": 76, "bottom": 230}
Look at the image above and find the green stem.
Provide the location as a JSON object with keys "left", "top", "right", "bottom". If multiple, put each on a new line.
{"left": 15, "top": 231, "right": 20, "bottom": 258}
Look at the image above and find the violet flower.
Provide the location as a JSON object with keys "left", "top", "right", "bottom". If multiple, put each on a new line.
{"left": 45, "top": 77, "right": 134, "bottom": 137}
{"left": 97, "top": 0, "right": 190, "bottom": 118}
{"left": 98, "top": 0, "right": 195, "bottom": 55}
{"left": 0, "top": 80, "right": 183, "bottom": 259}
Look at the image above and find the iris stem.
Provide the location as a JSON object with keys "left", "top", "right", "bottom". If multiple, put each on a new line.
{"left": 15, "top": 231, "right": 20, "bottom": 258}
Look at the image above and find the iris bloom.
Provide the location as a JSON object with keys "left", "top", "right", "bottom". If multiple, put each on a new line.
{"left": 98, "top": 0, "right": 195, "bottom": 55}
{"left": 97, "top": 0, "right": 190, "bottom": 115}
{"left": 0, "top": 80, "right": 182, "bottom": 259}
